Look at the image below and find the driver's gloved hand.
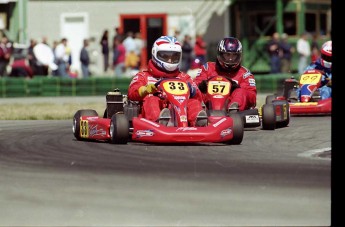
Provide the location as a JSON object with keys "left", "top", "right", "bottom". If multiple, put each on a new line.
{"left": 138, "top": 84, "right": 157, "bottom": 97}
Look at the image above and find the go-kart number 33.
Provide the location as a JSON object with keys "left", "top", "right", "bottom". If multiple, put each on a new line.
{"left": 162, "top": 81, "right": 188, "bottom": 95}
{"left": 80, "top": 120, "right": 89, "bottom": 138}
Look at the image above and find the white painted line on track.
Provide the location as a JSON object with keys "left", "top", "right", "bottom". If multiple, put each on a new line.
{"left": 298, "top": 147, "right": 331, "bottom": 160}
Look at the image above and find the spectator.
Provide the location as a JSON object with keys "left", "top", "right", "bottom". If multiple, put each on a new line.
{"left": 280, "top": 33, "right": 295, "bottom": 73}
{"left": 194, "top": 33, "right": 207, "bottom": 65}
{"left": 10, "top": 57, "right": 33, "bottom": 78}
{"left": 112, "top": 27, "right": 124, "bottom": 48}
{"left": 296, "top": 32, "right": 311, "bottom": 74}
{"left": 174, "top": 30, "right": 183, "bottom": 42}
{"left": 133, "top": 32, "right": 144, "bottom": 68}
{"left": 33, "top": 37, "right": 54, "bottom": 76}
{"left": 80, "top": 38, "right": 90, "bottom": 78}
{"left": 65, "top": 45, "right": 72, "bottom": 70}
{"left": 100, "top": 29, "right": 110, "bottom": 73}
{"left": 39, "top": 36, "right": 50, "bottom": 75}
{"left": 51, "top": 40, "right": 59, "bottom": 76}
{"left": 0, "top": 36, "right": 12, "bottom": 77}
{"left": 123, "top": 31, "right": 136, "bottom": 54}
{"left": 125, "top": 50, "right": 140, "bottom": 77}
{"left": 27, "top": 39, "right": 38, "bottom": 76}
{"left": 180, "top": 34, "right": 193, "bottom": 73}
{"left": 112, "top": 37, "right": 126, "bottom": 77}
{"left": 10, "top": 46, "right": 33, "bottom": 78}
{"left": 311, "top": 33, "right": 320, "bottom": 63}
{"left": 54, "top": 38, "right": 70, "bottom": 77}
{"left": 266, "top": 32, "right": 282, "bottom": 73}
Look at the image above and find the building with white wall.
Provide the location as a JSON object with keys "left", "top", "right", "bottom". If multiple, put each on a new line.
{"left": 25, "top": 0, "right": 229, "bottom": 76}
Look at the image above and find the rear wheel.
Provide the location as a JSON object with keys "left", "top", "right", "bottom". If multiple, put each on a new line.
{"left": 110, "top": 114, "right": 129, "bottom": 144}
{"left": 228, "top": 113, "right": 244, "bottom": 145}
{"left": 73, "top": 109, "right": 98, "bottom": 140}
{"left": 275, "top": 100, "right": 290, "bottom": 128}
{"left": 261, "top": 104, "right": 275, "bottom": 130}
{"left": 265, "top": 95, "right": 277, "bottom": 104}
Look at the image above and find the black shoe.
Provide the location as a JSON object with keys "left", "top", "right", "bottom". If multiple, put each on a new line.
{"left": 158, "top": 108, "right": 170, "bottom": 126}
{"left": 195, "top": 110, "right": 208, "bottom": 127}
{"left": 228, "top": 102, "right": 239, "bottom": 113}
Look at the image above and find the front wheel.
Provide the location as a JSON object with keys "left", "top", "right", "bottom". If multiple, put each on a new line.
{"left": 228, "top": 113, "right": 244, "bottom": 145}
{"left": 261, "top": 104, "right": 276, "bottom": 130}
{"left": 73, "top": 109, "right": 98, "bottom": 140}
{"left": 110, "top": 114, "right": 129, "bottom": 144}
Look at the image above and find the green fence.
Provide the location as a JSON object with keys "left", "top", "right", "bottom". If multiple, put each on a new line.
{"left": 0, "top": 74, "right": 297, "bottom": 98}
{"left": 0, "top": 77, "right": 131, "bottom": 97}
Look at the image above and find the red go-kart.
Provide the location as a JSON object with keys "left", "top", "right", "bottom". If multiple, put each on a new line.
{"left": 72, "top": 78, "right": 244, "bottom": 144}
{"left": 266, "top": 69, "right": 331, "bottom": 115}
{"left": 201, "top": 76, "right": 290, "bottom": 130}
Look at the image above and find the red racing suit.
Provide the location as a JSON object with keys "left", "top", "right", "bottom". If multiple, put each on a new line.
{"left": 194, "top": 62, "right": 257, "bottom": 111}
{"left": 128, "top": 60, "right": 203, "bottom": 126}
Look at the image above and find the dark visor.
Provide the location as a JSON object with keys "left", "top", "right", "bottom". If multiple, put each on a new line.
{"left": 157, "top": 51, "right": 181, "bottom": 63}
{"left": 220, "top": 52, "right": 241, "bottom": 65}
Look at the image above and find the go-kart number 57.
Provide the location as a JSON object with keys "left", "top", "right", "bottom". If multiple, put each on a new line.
{"left": 207, "top": 81, "right": 230, "bottom": 95}
{"left": 162, "top": 81, "right": 188, "bottom": 95}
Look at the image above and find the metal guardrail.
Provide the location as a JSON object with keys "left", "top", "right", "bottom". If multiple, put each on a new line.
{"left": 0, "top": 73, "right": 297, "bottom": 98}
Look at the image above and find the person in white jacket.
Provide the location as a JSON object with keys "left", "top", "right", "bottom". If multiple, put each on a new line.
{"left": 296, "top": 32, "right": 311, "bottom": 74}
{"left": 54, "top": 38, "right": 70, "bottom": 77}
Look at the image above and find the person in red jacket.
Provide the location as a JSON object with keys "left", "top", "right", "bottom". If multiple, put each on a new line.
{"left": 128, "top": 35, "right": 207, "bottom": 126}
{"left": 194, "top": 37, "right": 257, "bottom": 112}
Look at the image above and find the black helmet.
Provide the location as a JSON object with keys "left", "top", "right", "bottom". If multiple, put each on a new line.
{"left": 216, "top": 37, "right": 242, "bottom": 71}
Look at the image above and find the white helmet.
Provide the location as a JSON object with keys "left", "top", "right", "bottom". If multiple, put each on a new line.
{"left": 320, "top": 40, "right": 332, "bottom": 69}
{"left": 151, "top": 36, "right": 182, "bottom": 72}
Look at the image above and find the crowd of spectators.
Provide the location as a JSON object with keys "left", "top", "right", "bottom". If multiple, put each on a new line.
{"left": 177, "top": 31, "right": 207, "bottom": 74}
{"left": 266, "top": 31, "right": 324, "bottom": 74}
{"left": 0, "top": 32, "right": 75, "bottom": 79}
{"left": 0, "top": 28, "right": 330, "bottom": 80}
{"left": 0, "top": 28, "right": 209, "bottom": 79}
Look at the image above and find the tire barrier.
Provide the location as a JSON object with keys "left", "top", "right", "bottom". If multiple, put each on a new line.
{"left": 0, "top": 73, "right": 297, "bottom": 98}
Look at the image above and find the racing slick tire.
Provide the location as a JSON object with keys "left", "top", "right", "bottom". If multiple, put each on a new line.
{"left": 73, "top": 109, "right": 98, "bottom": 140}
{"left": 261, "top": 104, "right": 276, "bottom": 130}
{"left": 274, "top": 100, "right": 290, "bottom": 128}
{"left": 228, "top": 113, "right": 244, "bottom": 145}
{"left": 265, "top": 94, "right": 278, "bottom": 104}
{"left": 110, "top": 113, "right": 129, "bottom": 144}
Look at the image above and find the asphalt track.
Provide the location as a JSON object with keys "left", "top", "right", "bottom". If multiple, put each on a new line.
{"left": 0, "top": 114, "right": 331, "bottom": 226}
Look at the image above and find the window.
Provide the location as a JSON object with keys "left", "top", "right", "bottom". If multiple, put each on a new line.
{"left": 283, "top": 13, "right": 296, "bottom": 35}
{"left": 248, "top": 12, "right": 276, "bottom": 37}
{"left": 306, "top": 13, "right": 317, "bottom": 33}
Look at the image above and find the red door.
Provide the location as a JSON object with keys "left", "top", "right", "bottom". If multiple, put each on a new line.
{"left": 120, "top": 14, "right": 167, "bottom": 70}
